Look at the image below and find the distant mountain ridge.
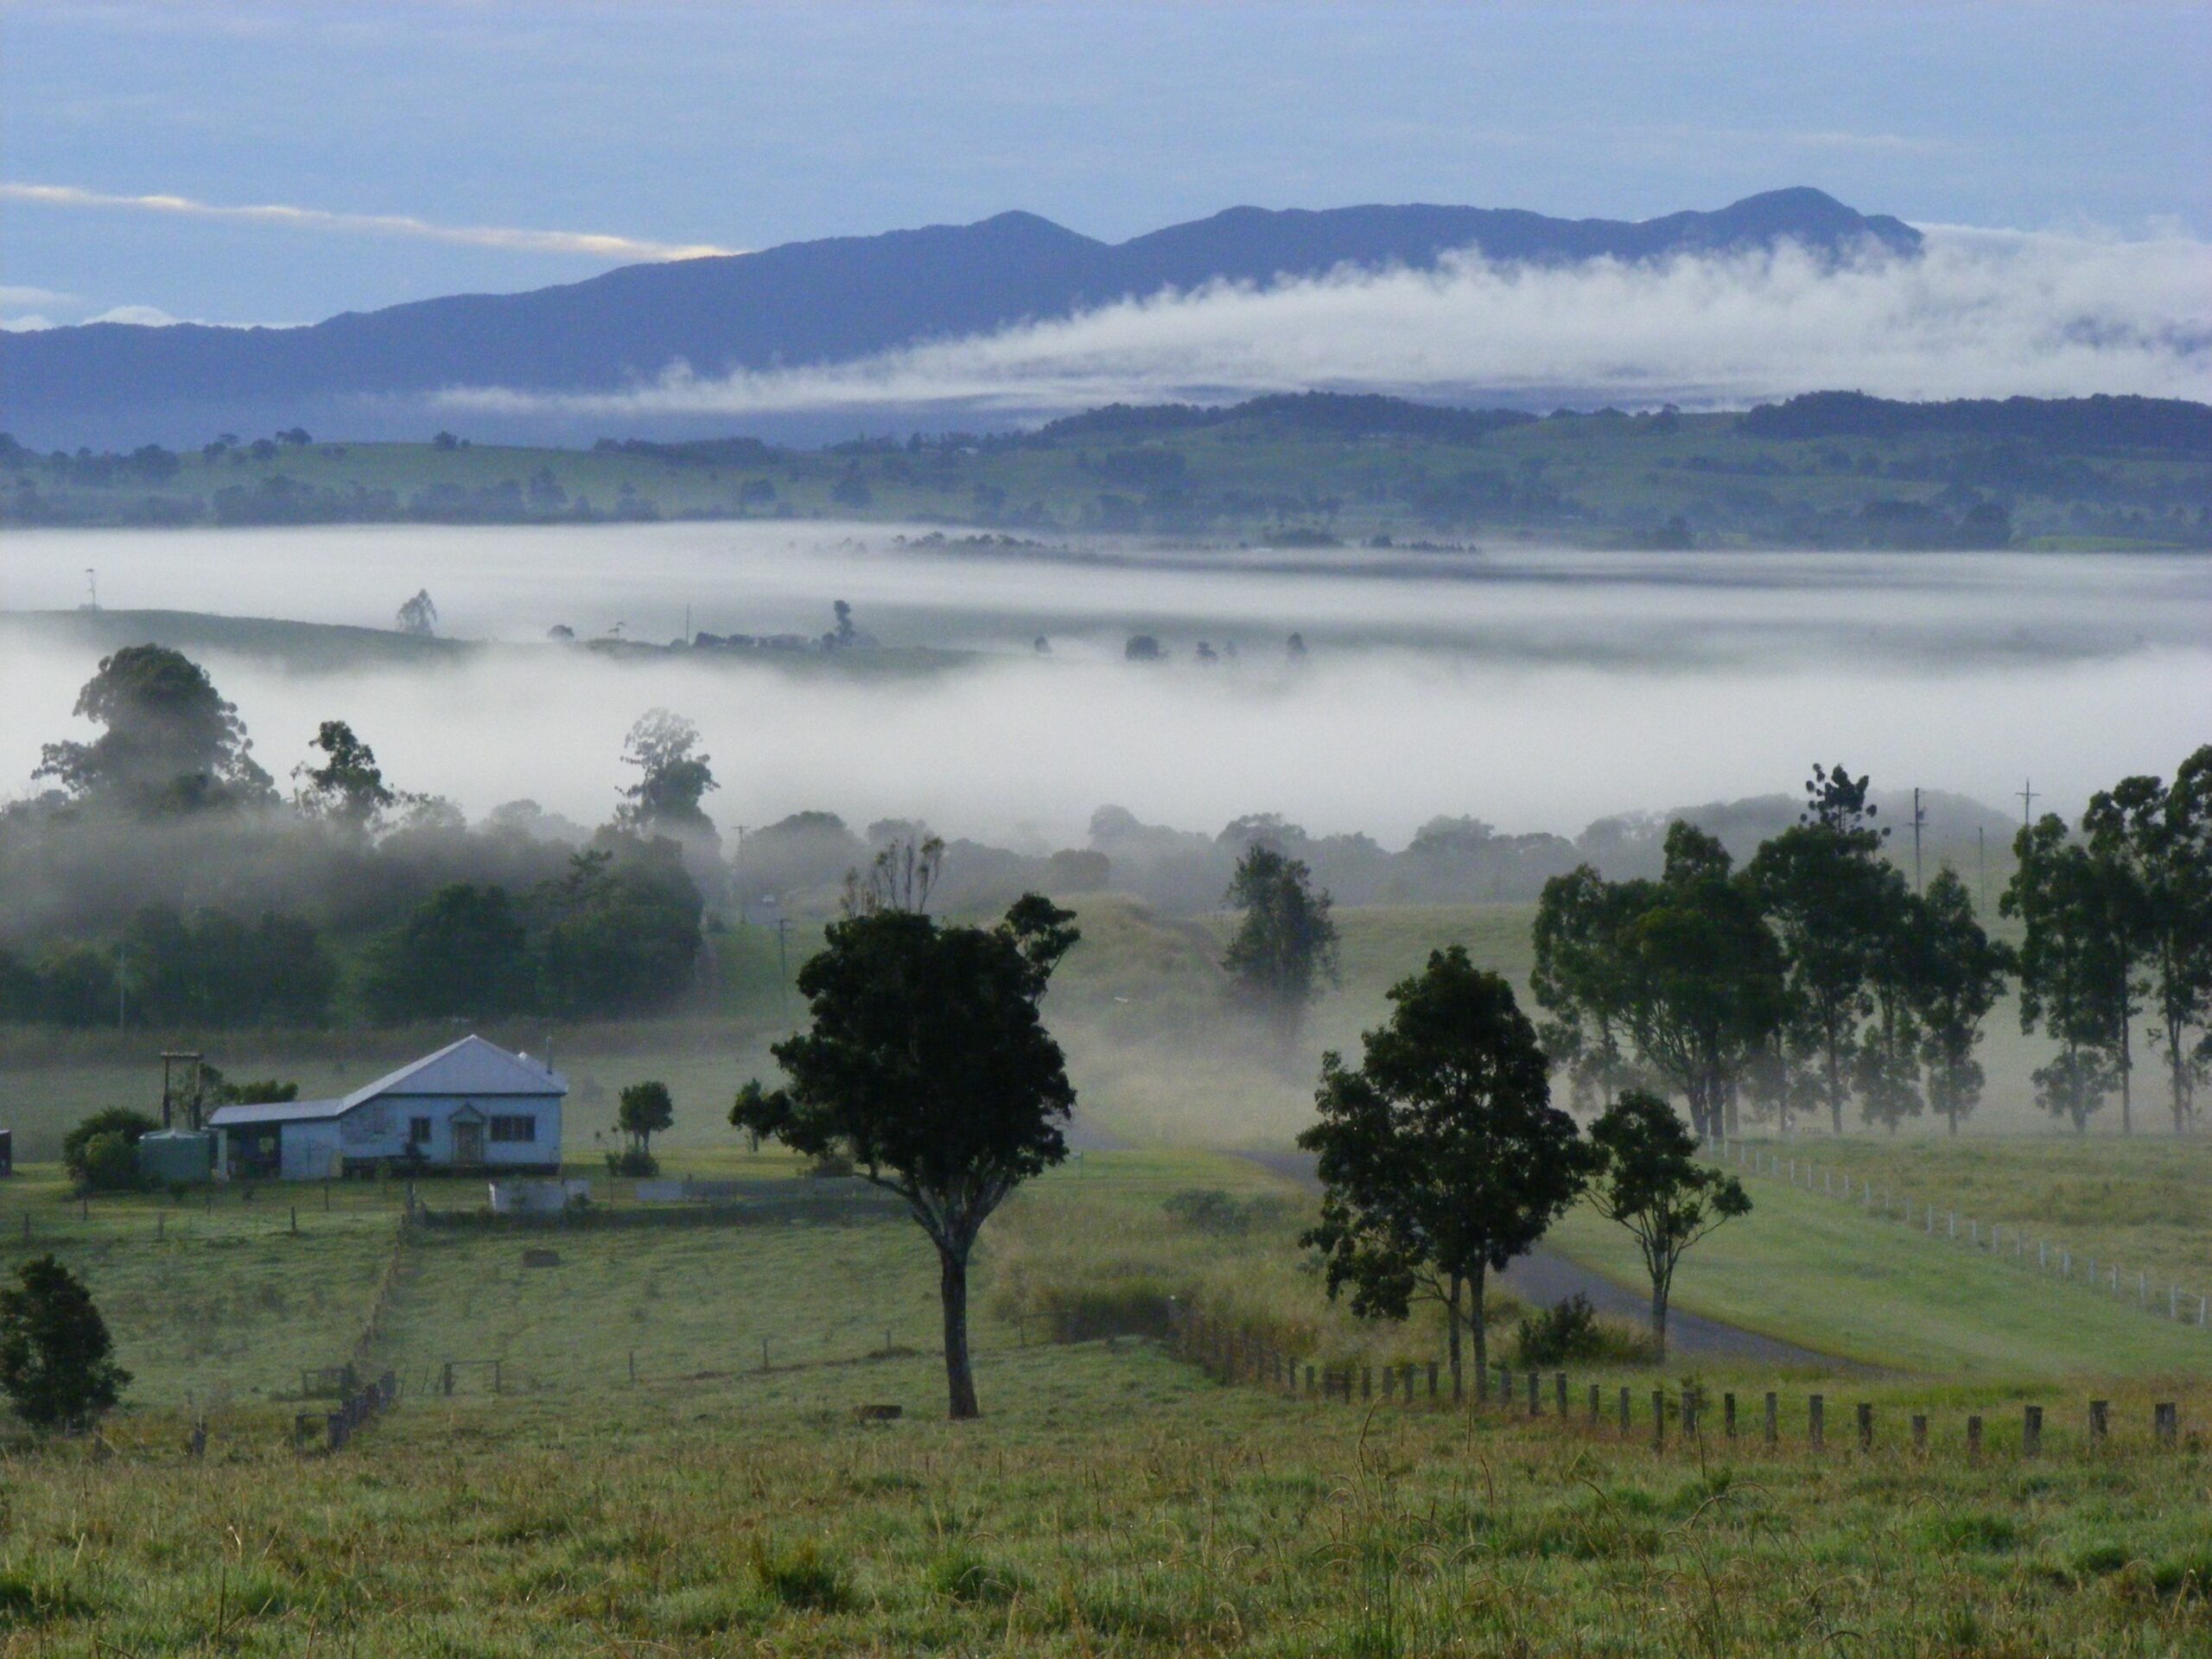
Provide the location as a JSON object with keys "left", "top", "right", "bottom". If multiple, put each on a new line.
{"left": 0, "top": 188, "right": 1919, "bottom": 448}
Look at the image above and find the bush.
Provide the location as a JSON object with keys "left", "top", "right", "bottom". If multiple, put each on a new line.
{"left": 60, "top": 1109, "right": 157, "bottom": 1185}
{"left": 604, "top": 1149, "right": 659, "bottom": 1178}
{"left": 804, "top": 1151, "right": 855, "bottom": 1179}
{"left": 0, "top": 1254, "right": 130, "bottom": 1429}
{"left": 1514, "top": 1294, "right": 1607, "bottom": 1366}
{"left": 77, "top": 1133, "right": 144, "bottom": 1195}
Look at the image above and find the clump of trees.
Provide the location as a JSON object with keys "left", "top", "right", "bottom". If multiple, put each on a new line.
{"left": 1222, "top": 843, "right": 1341, "bottom": 1048}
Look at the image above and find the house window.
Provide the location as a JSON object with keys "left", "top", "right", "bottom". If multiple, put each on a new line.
{"left": 409, "top": 1117, "right": 432, "bottom": 1146}
{"left": 490, "top": 1115, "right": 537, "bottom": 1143}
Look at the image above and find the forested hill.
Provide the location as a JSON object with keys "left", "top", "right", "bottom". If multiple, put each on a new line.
{"left": 7, "top": 391, "right": 2206, "bottom": 550}
{"left": 0, "top": 188, "right": 1916, "bottom": 448}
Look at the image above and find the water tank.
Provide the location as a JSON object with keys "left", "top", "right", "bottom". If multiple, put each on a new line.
{"left": 137, "top": 1129, "right": 214, "bottom": 1185}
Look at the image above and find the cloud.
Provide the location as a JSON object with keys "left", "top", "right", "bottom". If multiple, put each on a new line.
{"left": 440, "top": 226, "right": 2212, "bottom": 418}
{"left": 83, "top": 303, "right": 179, "bottom": 327}
{"left": 0, "top": 181, "right": 741, "bottom": 263}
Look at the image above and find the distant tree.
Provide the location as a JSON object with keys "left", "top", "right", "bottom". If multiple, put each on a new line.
{"left": 1286, "top": 632, "right": 1307, "bottom": 659}
{"left": 1531, "top": 864, "right": 1638, "bottom": 1109}
{"left": 396, "top": 589, "right": 439, "bottom": 636}
{"left": 0, "top": 1255, "right": 130, "bottom": 1430}
{"left": 432, "top": 431, "right": 459, "bottom": 451}
{"left": 1748, "top": 765, "right": 1900, "bottom": 1135}
{"left": 843, "top": 835, "right": 945, "bottom": 918}
{"left": 538, "top": 836, "right": 704, "bottom": 1018}
{"left": 1222, "top": 845, "right": 1341, "bottom": 1047}
{"left": 733, "top": 896, "right": 1079, "bottom": 1419}
{"left": 293, "top": 718, "right": 397, "bottom": 831}
{"left": 35, "top": 644, "right": 276, "bottom": 815}
{"left": 547, "top": 624, "right": 576, "bottom": 642}
{"left": 1123, "top": 634, "right": 1162, "bottom": 662}
{"left": 1854, "top": 887, "right": 1927, "bottom": 1134}
{"left": 2005, "top": 816, "right": 2121, "bottom": 1133}
{"left": 1585, "top": 1089, "right": 1751, "bottom": 1357}
{"left": 1907, "top": 869, "right": 2013, "bottom": 1135}
{"left": 617, "top": 1080, "right": 674, "bottom": 1171}
{"left": 1299, "top": 948, "right": 1590, "bottom": 1396}
{"left": 277, "top": 427, "right": 311, "bottom": 445}
{"left": 1616, "top": 823, "right": 1788, "bottom": 1140}
{"left": 61, "top": 1109, "right": 158, "bottom": 1187}
{"left": 2085, "top": 750, "right": 2212, "bottom": 1133}
{"left": 616, "top": 709, "right": 719, "bottom": 847}
{"left": 364, "top": 883, "right": 532, "bottom": 1023}
{"left": 830, "top": 600, "right": 856, "bottom": 646}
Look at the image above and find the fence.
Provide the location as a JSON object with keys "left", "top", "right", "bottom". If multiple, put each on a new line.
{"left": 1169, "top": 1305, "right": 2190, "bottom": 1459}
{"left": 1713, "top": 1138, "right": 2210, "bottom": 1335}
{"left": 294, "top": 1368, "right": 400, "bottom": 1452}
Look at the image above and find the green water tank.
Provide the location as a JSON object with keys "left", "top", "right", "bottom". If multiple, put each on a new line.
{"left": 137, "top": 1129, "right": 214, "bottom": 1185}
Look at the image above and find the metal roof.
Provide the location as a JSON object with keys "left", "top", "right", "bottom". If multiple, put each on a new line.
{"left": 206, "top": 1035, "right": 566, "bottom": 1128}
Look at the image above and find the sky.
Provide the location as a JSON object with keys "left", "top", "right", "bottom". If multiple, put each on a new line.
{"left": 3, "top": 1, "right": 2209, "bottom": 332}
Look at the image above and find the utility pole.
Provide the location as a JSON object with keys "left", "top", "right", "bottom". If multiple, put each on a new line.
{"left": 116, "top": 944, "right": 127, "bottom": 1030}
{"left": 2018, "top": 778, "right": 2037, "bottom": 829}
{"left": 1977, "top": 825, "right": 1986, "bottom": 914}
{"left": 1910, "top": 787, "right": 1927, "bottom": 893}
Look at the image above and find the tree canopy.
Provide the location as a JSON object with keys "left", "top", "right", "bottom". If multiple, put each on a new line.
{"left": 1586, "top": 1089, "right": 1751, "bottom": 1357}
{"left": 1222, "top": 843, "right": 1342, "bottom": 1046}
{"left": 34, "top": 644, "right": 276, "bottom": 816}
{"left": 0, "top": 1254, "right": 130, "bottom": 1429}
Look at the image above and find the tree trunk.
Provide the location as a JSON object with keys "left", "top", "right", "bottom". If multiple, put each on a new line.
{"left": 2118, "top": 1020, "right": 2133, "bottom": 1135}
{"left": 1446, "top": 1275, "right": 1464, "bottom": 1399}
{"left": 1827, "top": 1039, "right": 1844, "bottom": 1137}
{"left": 938, "top": 1244, "right": 979, "bottom": 1421}
{"left": 1468, "top": 1263, "right": 1488, "bottom": 1391}
{"left": 1650, "top": 1272, "right": 1670, "bottom": 1363}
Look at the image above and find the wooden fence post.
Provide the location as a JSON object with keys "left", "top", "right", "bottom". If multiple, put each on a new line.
{"left": 1526, "top": 1370, "right": 1540, "bottom": 1417}
{"left": 1589, "top": 1383, "right": 1601, "bottom": 1426}
{"left": 2155, "top": 1402, "right": 2177, "bottom": 1447}
{"left": 1306, "top": 1363, "right": 1316, "bottom": 1398}
{"left": 2023, "top": 1405, "right": 2043, "bottom": 1457}
{"left": 1361, "top": 1366, "right": 1371, "bottom": 1402}
{"left": 1967, "top": 1415, "right": 1982, "bottom": 1459}
{"left": 1682, "top": 1386, "right": 1698, "bottom": 1440}
{"left": 1723, "top": 1391, "right": 1737, "bottom": 1440}
{"left": 1618, "top": 1387, "right": 1631, "bottom": 1433}
{"left": 1809, "top": 1395, "right": 1825, "bottom": 1449}
{"left": 1651, "top": 1389, "right": 1666, "bottom": 1450}
{"left": 1555, "top": 1372, "right": 1567, "bottom": 1416}
{"left": 1382, "top": 1366, "right": 1395, "bottom": 1403}
{"left": 1427, "top": 1361, "right": 1439, "bottom": 1401}
{"left": 2088, "top": 1400, "right": 2108, "bottom": 1446}
{"left": 1764, "top": 1391, "right": 1778, "bottom": 1447}
{"left": 1857, "top": 1402, "right": 1873, "bottom": 1452}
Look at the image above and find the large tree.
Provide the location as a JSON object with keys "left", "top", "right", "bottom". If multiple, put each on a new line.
{"left": 364, "top": 883, "right": 532, "bottom": 1023}
{"left": 294, "top": 718, "right": 397, "bottom": 831}
{"left": 617, "top": 1081, "right": 675, "bottom": 1161}
{"left": 1747, "top": 765, "right": 1900, "bottom": 1135}
{"left": 1907, "top": 869, "right": 2013, "bottom": 1135}
{"left": 1299, "top": 947, "right": 1590, "bottom": 1397}
{"left": 1585, "top": 1089, "right": 1751, "bottom": 1357}
{"left": 1531, "top": 863, "right": 1639, "bottom": 1109}
{"left": 2004, "top": 816, "right": 2122, "bottom": 1133}
{"left": 731, "top": 894, "right": 1079, "bottom": 1420}
{"left": 1617, "top": 823, "right": 1789, "bottom": 1141}
{"left": 2085, "top": 751, "right": 2212, "bottom": 1134}
{"left": 35, "top": 645, "right": 276, "bottom": 816}
{"left": 1221, "top": 844, "right": 1341, "bottom": 1047}
{"left": 617, "top": 709, "right": 720, "bottom": 849}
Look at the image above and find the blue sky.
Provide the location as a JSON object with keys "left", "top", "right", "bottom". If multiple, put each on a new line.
{"left": 3, "top": 1, "right": 2208, "bottom": 328}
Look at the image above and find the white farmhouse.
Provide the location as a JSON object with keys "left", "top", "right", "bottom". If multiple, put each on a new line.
{"left": 208, "top": 1034, "right": 565, "bottom": 1181}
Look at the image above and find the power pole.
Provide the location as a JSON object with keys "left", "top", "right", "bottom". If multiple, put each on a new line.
{"left": 775, "top": 918, "right": 793, "bottom": 1014}
{"left": 1977, "top": 825, "right": 1986, "bottom": 914}
{"left": 1911, "top": 786, "right": 1927, "bottom": 893}
{"left": 2018, "top": 778, "right": 2037, "bottom": 829}
{"left": 116, "top": 943, "right": 127, "bottom": 1030}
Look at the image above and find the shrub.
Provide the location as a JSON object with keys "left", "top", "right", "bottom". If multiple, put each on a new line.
{"left": 77, "top": 1133, "right": 144, "bottom": 1195}
{"left": 0, "top": 1254, "right": 130, "bottom": 1429}
{"left": 804, "top": 1151, "right": 855, "bottom": 1179}
{"left": 605, "top": 1149, "right": 659, "bottom": 1178}
{"left": 748, "top": 1537, "right": 849, "bottom": 1611}
{"left": 1514, "top": 1294, "right": 1607, "bottom": 1366}
{"left": 60, "top": 1109, "right": 157, "bottom": 1185}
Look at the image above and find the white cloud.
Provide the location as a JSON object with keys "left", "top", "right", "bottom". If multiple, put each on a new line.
{"left": 440, "top": 225, "right": 2212, "bottom": 418}
{"left": 0, "top": 181, "right": 740, "bottom": 263}
{"left": 83, "top": 303, "right": 179, "bottom": 327}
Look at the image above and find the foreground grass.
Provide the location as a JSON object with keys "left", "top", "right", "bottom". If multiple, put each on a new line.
{"left": 8, "top": 1349, "right": 2211, "bottom": 1656}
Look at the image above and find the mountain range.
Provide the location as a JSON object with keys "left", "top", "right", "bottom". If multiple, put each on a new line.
{"left": 0, "top": 188, "right": 1920, "bottom": 448}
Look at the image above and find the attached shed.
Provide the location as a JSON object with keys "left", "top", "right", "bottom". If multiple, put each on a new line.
{"left": 209, "top": 1034, "right": 565, "bottom": 1180}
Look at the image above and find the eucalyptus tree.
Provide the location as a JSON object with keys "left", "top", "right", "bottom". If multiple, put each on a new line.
{"left": 1586, "top": 1089, "right": 1751, "bottom": 1357}
{"left": 1222, "top": 844, "right": 1342, "bottom": 1049}
{"left": 2005, "top": 816, "right": 2122, "bottom": 1133}
{"left": 1747, "top": 764, "right": 1899, "bottom": 1135}
{"left": 1532, "top": 863, "right": 1640, "bottom": 1109}
{"left": 1300, "top": 947, "right": 1590, "bottom": 1396}
{"left": 1908, "top": 868, "right": 2014, "bottom": 1135}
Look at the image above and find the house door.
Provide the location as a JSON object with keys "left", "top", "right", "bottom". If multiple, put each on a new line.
{"left": 452, "top": 1119, "right": 484, "bottom": 1166}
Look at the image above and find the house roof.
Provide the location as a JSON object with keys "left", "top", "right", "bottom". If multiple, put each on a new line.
{"left": 207, "top": 1035, "right": 566, "bottom": 1128}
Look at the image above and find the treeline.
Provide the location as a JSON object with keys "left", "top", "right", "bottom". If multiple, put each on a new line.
{"left": 1533, "top": 754, "right": 2212, "bottom": 1138}
{"left": 1740, "top": 391, "right": 2212, "bottom": 453}
{"left": 0, "top": 645, "right": 705, "bottom": 1029}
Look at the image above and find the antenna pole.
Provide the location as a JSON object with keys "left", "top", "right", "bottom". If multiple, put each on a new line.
{"left": 2018, "top": 778, "right": 2037, "bottom": 829}
{"left": 1911, "top": 787, "right": 1926, "bottom": 893}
